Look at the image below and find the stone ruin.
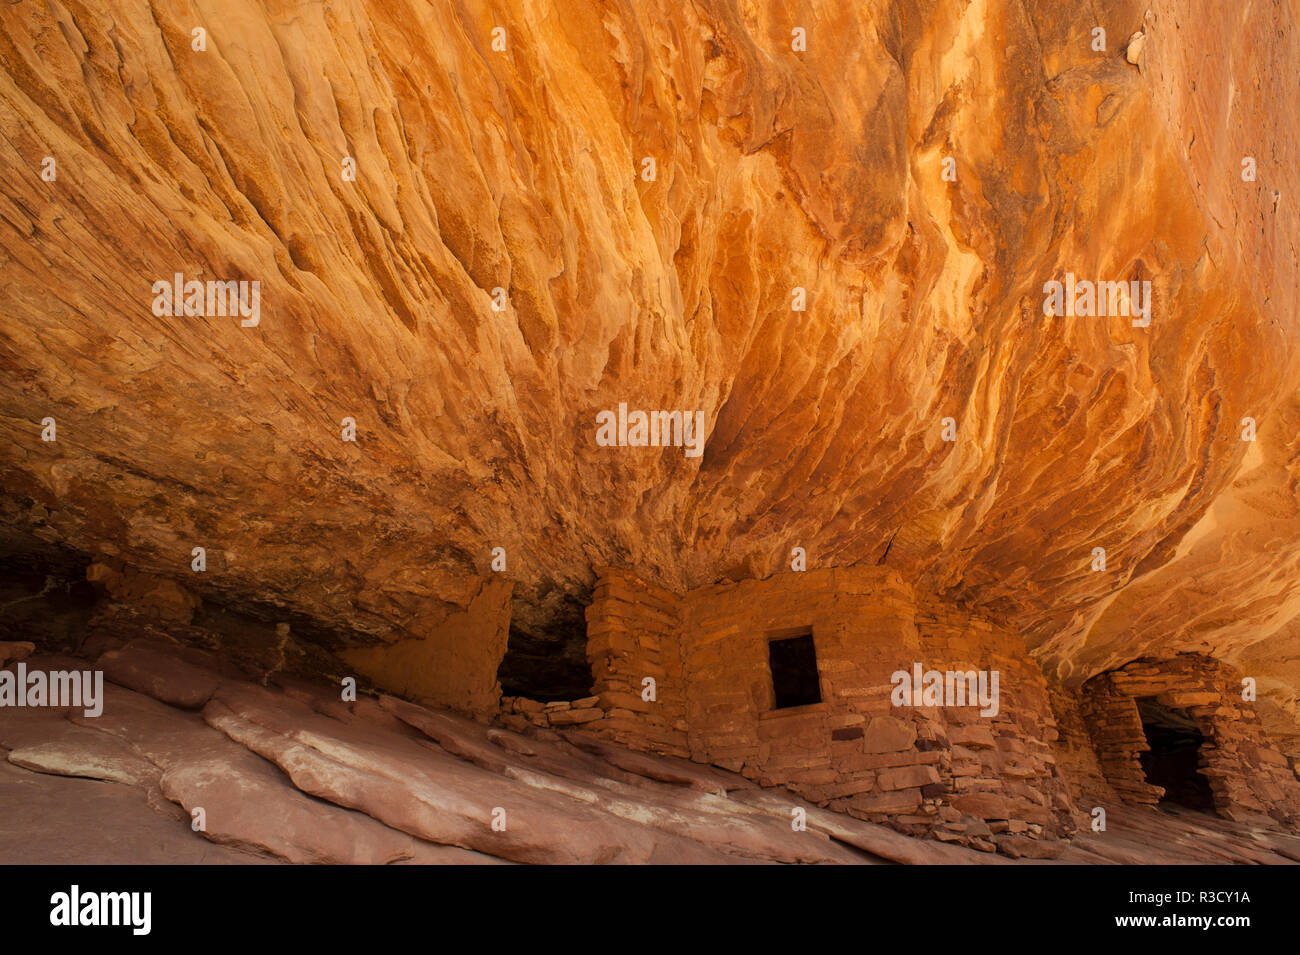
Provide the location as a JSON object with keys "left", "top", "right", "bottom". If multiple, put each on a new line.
{"left": 337, "top": 564, "right": 1300, "bottom": 855}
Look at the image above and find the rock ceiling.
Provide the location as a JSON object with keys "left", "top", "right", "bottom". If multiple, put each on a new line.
{"left": 2, "top": 1, "right": 1299, "bottom": 737}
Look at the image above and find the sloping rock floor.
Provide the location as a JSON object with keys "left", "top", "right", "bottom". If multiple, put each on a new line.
{"left": 2, "top": 641, "right": 1299, "bottom": 865}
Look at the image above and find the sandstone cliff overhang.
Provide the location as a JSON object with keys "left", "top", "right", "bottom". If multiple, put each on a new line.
{"left": 2, "top": 1, "right": 1300, "bottom": 756}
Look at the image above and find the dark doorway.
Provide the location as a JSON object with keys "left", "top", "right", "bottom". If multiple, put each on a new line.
{"left": 768, "top": 630, "right": 821, "bottom": 709}
{"left": 495, "top": 595, "right": 593, "bottom": 703}
{"left": 1136, "top": 697, "right": 1215, "bottom": 811}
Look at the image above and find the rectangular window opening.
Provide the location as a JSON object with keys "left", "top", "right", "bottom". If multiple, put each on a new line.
{"left": 768, "top": 629, "right": 821, "bottom": 709}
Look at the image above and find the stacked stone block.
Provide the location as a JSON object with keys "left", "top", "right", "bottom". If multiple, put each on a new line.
{"left": 675, "top": 566, "right": 1075, "bottom": 851}
{"left": 493, "top": 565, "right": 1300, "bottom": 853}
{"left": 579, "top": 568, "right": 689, "bottom": 758}
{"left": 1084, "top": 654, "right": 1300, "bottom": 826}
{"left": 498, "top": 694, "right": 604, "bottom": 730}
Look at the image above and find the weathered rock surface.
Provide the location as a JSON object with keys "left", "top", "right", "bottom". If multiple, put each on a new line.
{"left": 0, "top": 642, "right": 35, "bottom": 669}
{"left": 95, "top": 640, "right": 224, "bottom": 709}
{"left": 2, "top": 0, "right": 1300, "bottom": 743}
{"left": 64, "top": 682, "right": 470, "bottom": 864}
{"left": 0, "top": 761, "right": 270, "bottom": 865}
{"left": 3, "top": 641, "right": 1299, "bottom": 864}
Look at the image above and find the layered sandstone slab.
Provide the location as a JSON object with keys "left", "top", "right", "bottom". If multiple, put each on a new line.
{"left": 3, "top": 640, "right": 1299, "bottom": 864}
{"left": 0, "top": 643, "right": 965, "bottom": 863}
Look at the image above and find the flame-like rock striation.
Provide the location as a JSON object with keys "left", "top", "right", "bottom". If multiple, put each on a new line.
{"left": 2, "top": 2, "right": 1300, "bottom": 745}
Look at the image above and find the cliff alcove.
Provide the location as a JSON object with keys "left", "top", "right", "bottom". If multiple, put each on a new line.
{"left": 2, "top": 0, "right": 1300, "bottom": 866}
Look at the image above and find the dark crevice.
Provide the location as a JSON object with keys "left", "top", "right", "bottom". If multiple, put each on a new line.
{"left": 0, "top": 542, "right": 98, "bottom": 649}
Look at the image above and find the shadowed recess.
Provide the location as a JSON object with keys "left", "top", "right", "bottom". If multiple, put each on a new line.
{"left": 496, "top": 593, "right": 592, "bottom": 701}
{"left": 1137, "top": 697, "right": 1215, "bottom": 812}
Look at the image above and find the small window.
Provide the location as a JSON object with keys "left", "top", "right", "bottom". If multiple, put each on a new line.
{"left": 768, "top": 630, "right": 821, "bottom": 709}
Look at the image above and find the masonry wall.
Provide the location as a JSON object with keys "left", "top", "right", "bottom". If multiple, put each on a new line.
{"left": 675, "top": 566, "right": 1075, "bottom": 850}
{"left": 341, "top": 576, "right": 511, "bottom": 718}
{"left": 496, "top": 565, "right": 1300, "bottom": 851}
{"left": 680, "top": 566, "right": 917, "bottom": 791}
{"left": 911, "top": 602, "right": 1076, "bottom": 845}
{"left": 1046, "top": 684, "right": 1120, "bottom": 816}
{"left": 1083, "top": 654, "right": 1300, "bottom": 827}
{"left": 579, "top": 568, "right": 689, "bottom": 758}
{"left": 498, "top": 693, "right": 606, "bottom": 729}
